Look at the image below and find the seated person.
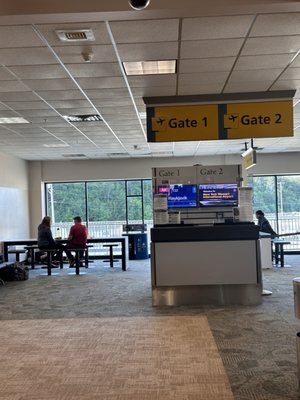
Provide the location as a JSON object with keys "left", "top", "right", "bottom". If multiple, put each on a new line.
{"left": 255, "top": 210, "right": 278, "bottom": 239}
{"left": 65, "top": 216, "right": 88, "bottom": 265}
{"left": 37, "top": 216, "right": 66, "bottom": 265}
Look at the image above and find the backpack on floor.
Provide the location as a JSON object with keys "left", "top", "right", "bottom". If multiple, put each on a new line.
{"left": 0, "top": 262, "right": 29, "bottom": 281}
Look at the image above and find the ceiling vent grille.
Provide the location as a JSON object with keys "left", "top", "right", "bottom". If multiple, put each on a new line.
{"left": 62, "top": 154, "right": 87, "bottom": 158}
{"left": 109, "top": 153, "right": 130, "bottom": 157}
{"left": 55, "top": 29, "right": 95, "bottom": 42}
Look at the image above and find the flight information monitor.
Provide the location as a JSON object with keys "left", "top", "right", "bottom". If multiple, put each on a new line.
{"left": 199, "top": 183, "right": 238, "bottom": 207}
{"left": 158, "top": 184, "right": 197, "bottom": 208}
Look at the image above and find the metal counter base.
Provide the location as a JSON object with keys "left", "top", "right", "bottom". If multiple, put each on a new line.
{"left": 152, "top": 284, "right": 262, "bottom": 306}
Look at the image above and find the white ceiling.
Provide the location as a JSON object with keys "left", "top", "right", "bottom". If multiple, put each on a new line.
{"left": 0, "top": 0, "right": 300, "bottom": 160}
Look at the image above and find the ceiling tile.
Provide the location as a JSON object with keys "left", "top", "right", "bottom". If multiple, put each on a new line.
{"left": 57, "top": 107, "right": 96, "bottom": 115}
{"left": 36, "top": 90, "right": 85, "bottom": 100}
{"left": 181, "top": 39, "right": 244, "bottom": 59}
{"left": 76, "top": 77, "right": 126, "bottom": 89}
{"left": 9, "top": 65, "right": 68, "bottom": 79}
{"left": 53, "top": 45, "right": 117, "bottom": 64}
{"left": 0, "top": 25, "right": 45, "bottom": 48}
{"left": 279, "top": 67, "right": 300, "bottom": 80}
{"left": 22, "top": 78, "right": 77, "bottom": 91}
{"left": 290, "top": 54, "right": 300, "bottom": 67}
{"left": 0, "top": 47, "right": 57, "bottom": 66}
{"left": 4, "top": 101, "right": 52, "bottom": 110}
{"left": 47, "top": 99, "right": 92, "bottom": 109}
{"left": 229, "top": 68, "right": 282, "bottom": 82}
{"left": 235, "top": 53, "right": 296, "bottom": 70}
{"left": 271, "top": 79, "right": 300, "bottom": 90}
{"left": 65, "top": 62, "right": 121, "bottom": 78}
{"left": 117, "top": 42, "right": 178, "bottom": 62}
{"left": 179, "top": 57, "right": 235, "bottom": 73}
{"left": 242, "top": 36, "right": 300, "bottom": 56}
{"left": 85, "top": 88, "right": 129, "bottom": 99}
{"left": 128, "top": 74, "right": 176, "bottom": 88}
{"left": 0, "top": 67, "right": 17, "bottom": 80}
{"left": 131, "top": 86, "right": 176, "bottom": 96}
{"left": 111, "top": 19, "right": 179, "bottom": 43}
{"left": 177, "top": 82, "right": 224, "bottom": 95}
{"left": 182, "top": 15, "right": 254, "bottom": 40}
{"left": 179, "top": 71, "right": 229, "bottom": 86}
{"left": 0, "top": 81, "right": 30, "bottom": 92}
{"left": 224, "top": 81, "right": 274, "bottom": 92}
{"left": 250, "top": 13, "right": 300, "bottom": 37}
{"left": 18, "top": 109, "right": 59, "bottom": 117}
{"left": 0, "top": 91, "right": 40, "bottom": 101}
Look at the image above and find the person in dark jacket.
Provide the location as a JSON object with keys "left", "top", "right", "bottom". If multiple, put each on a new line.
{"left": 255, "top": 210, "right": 278, "bottom": 238}
{"left": 37, "top": 216, "right": 66, "bottom": 264}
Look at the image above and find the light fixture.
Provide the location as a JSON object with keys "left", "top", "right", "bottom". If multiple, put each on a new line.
{"left": 139, "top": 112, "right": 147, "bottom": 119}
{"left": 123, "top": 60, "right": 176, "bottom": 76}
{"left": 241, "top": 140, "right": 257, "bottom": 170}
{"left": 0, "top": 117, "right": 30, "bottom": 124}
{"left": 43, "top": 143, "right": 70, "bottom": 148}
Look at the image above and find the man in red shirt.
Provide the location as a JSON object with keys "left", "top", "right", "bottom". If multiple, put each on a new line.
{"left": 66, "top": 216, "right": 88, "bottom": 265}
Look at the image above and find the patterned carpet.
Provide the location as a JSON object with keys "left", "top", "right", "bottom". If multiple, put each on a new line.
{"left": 0, "top": 256, "right": 300, "bottom": 399}
{"left": 0, "top": 316, "right": 233, "bottom": 400}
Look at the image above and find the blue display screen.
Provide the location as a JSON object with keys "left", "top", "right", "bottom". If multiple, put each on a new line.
{"left": 199, "top": 183, "right": 238, "bottom": 207}
{"left": 158, "top": 184, "right": 197, "bottom": 208}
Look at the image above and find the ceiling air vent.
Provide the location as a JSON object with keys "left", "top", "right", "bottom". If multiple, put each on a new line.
{"left": 55, "top": 29, "right": 95, "bottom": 42}
{"left": 109, "top": 153, "right": 130, "bottom": 157}
{"left": 62, "top": 154, "right": 87, "bottom": 158}
{"left": 63, "top": 114, "right": 102, "bottom": 123}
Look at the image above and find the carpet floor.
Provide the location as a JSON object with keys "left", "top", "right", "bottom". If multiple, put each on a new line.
{"left": 0, "top": 256, "right": 300, "bottom": 399}
{"left": 0, "top": 316, "right": 233, "bottom": 400}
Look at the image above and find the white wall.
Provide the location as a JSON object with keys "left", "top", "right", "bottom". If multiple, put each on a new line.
{"left": 0, "top": 152, "right": 29, "bottom": 242}
{"left": 28, "top": 152, "right": 300, "bottom": 236}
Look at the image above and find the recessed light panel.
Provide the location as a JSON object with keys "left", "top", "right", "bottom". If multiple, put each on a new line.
{"left": 0, "top": 117, "right": 30, "bottom": 124}
{"left": 43, "top": 143, "right": 70, "bottom": 148}
{"left": 123, "top": 60, "right": 176, "bottom": 76}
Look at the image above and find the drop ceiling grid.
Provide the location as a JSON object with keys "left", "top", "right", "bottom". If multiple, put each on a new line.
{"left": 0, "top": 12, "right": 298, "bottom": 160}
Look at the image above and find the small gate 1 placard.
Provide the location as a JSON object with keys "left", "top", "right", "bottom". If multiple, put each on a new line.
{"left": 146, "top": 100, "right": 293, "bottom": 142}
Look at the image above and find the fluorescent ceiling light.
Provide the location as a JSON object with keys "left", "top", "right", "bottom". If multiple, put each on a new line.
{"left": 0, "top": 117, "right": 29, "bottom": 124}
{"left": 43, "top": 143, "right": 70, "bottom": 148}
{"left": 123, "top": 60, "right": 176, "bottom": 75}
{"left": 139, "top": 112, "right": 147, "bottom": 119}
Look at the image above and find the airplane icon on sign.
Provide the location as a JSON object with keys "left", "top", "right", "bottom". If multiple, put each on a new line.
{"left": 156, "top": 117, "right": 166, "bottom": 125}
{"left": 224, "top": 113, "right": 239, "bottom": 129}
{"left": 228, "top": 114, "right": 238, "bottom": 123}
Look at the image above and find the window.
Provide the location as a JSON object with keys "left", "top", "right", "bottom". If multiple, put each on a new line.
{"left": 251, "top": 175, "right": 300, "bottom": 251}
{"left": 45, "top": 179, "right": 153, "bottom": 241}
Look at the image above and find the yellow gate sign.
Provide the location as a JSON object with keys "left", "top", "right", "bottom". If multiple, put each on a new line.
{"left": 148, "top": 105, "right": 219, "bottom": 142}
{"left": 224, "top": 100, "right": 293, "bottom": 139}
{"left": 146, "top": 100, "right": 293, "bottom": 142}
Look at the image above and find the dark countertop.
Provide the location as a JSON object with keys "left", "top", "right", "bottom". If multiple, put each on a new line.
{"left": 151, "top": 223, "right": 260, "bottom": 242}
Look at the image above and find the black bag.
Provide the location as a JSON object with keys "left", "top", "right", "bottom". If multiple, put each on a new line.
{"left": 0, "top": 263, "right": 15, "bottom": 281}
{"left": 0, "top": 262, "right": 29, "bottom": 281}
{"left": 13, "top": 262, "right": 29, "bottom": 281}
